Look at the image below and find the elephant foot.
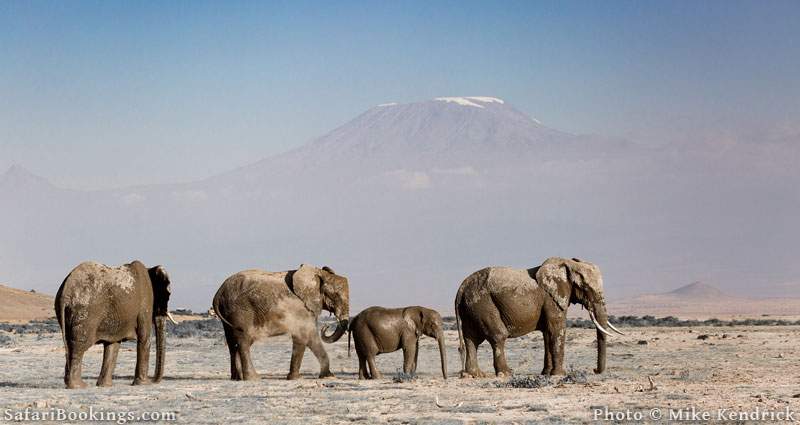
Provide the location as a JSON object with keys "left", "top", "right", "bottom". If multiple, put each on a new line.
{"left": 318, "top": 370, "right": 336, "bottom": 379}
{"left": 460, "top": 369, "right": 486, "bottom": 379}
{"left": 286, "top": 372, "right": 301, "bottom": 380}
{"left": 541, "top": 368, "right": 552, "bottom": 376}
{"left": 132, "top": 377, "right": 151, "bottom": 386}
{"left": 66, "top": 380, "right": 88, "bottom": 389}
{"left": 96, "top": 379, "right": 113, "bottom": 388}
{"left": 550, "top": 367, "right": 566, "bottom": 376}
{"left": 242, "top": 373, "right": 260, "bottom": 381}
{"left": 496, "top": 369, "right": 513, "bottom": 378}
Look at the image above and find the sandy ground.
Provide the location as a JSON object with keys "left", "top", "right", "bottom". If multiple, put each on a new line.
{"left": 2, "top": 326, "right": 799, "bottom": 424}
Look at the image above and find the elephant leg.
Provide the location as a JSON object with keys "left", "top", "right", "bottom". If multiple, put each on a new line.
{"left": 287, "top": 336, "right": 305, "bottom": 380}
{"left": 541, "top": 328, "right": 553, "bottom": 375}
{"left": 489, "top": 338, "right": 512, "bottom": 377}
{"left": 133, "top": 323, "right": 151, "bottom": 385}
{"left": 97, "top": 342, "right": 120, "bottom": 387}
{"left": 357, "top": 354, "right": 369, "bottom": 379}
{"left": 64, "top": 341, "right": 89, "bottom": 389}
{"left": 308, "top": 334, "right": 334, "bottom": 379}
{"left": 461, "top": 334, "right": 486, "bottom": 378}
{"left": 402, "top": 339, "right": 418, "bottom": 375}
{"left": 237, "top": 337, "right": 259, "bottom": 381}
{"left": 545, "top": 324, "right": 566, "bottom": 375}
{"left": 223, "top": 324, "right": 242, "bottom": 380}
{"left": 367, "top": 355, "right": 382, "bottom": 379}
{"left": 412, "top": 339, "right": 420, "bottom": 374}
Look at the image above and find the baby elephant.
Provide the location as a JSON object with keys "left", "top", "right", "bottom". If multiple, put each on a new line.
{"left": 348, "top": 306, "right": 447, "bottom": 379}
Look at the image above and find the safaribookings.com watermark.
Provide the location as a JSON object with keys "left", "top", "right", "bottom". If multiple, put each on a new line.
{"left": 4, "top": 407, "right": 176, "bottom": 424}
{"left": 593, "top": 406, "right": 797, "bottom": 422}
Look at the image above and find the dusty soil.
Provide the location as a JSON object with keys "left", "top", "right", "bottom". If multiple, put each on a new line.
{"left": 2, "top": 325, "right": 799, "bottom": 424}
{"left": 0, "top": 284, "right": 55, "bottom": 322}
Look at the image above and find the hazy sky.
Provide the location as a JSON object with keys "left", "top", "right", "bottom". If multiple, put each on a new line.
{"left": 2, "top": 0, "right": 799, "bottom": 189}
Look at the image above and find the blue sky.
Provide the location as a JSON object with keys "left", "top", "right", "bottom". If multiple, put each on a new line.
{"left": 2, "top": 0, "right": 799, "bottom": 188}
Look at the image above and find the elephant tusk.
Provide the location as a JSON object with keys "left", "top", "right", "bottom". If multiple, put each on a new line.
{"left": 589, "top": 311, "right": 613, "bottom": 337}
{"left": 607, "top": 321, "right": 625, "bottom": 335}
{"left": 166, "top": 312, "right": 178, "bottom": 325}
{"left": 435, "top": 394, "right": 463, "bottom": 409}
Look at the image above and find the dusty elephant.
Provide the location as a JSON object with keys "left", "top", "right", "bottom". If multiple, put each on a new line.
{"left": 54, "top": 261, "right": 175, "bottom": 389}
{"left": 348, "top": 306, "right": 447, "bottom": 380}
{"left": 454, "top": 257, "right": 623, "bottom": 378}
{"left": 212, "top": 264, "right": 350, "bottom": 381}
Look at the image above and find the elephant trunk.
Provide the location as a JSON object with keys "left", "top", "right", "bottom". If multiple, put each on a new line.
{"left": 153, "top": 315, "right": 166, "bottom": 382}
{"left": 437, "top": 332, "right": 447, "bottom": 380}
{"left": 321, "top": 318, "right": 349, "bottom": 343}
{"left": 592, "top": 303, "right": 609, "bottom": 374}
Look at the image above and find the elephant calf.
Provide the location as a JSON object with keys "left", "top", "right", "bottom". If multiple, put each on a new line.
{"left": 348, "top": 306, "right": 447, "bottom": 379}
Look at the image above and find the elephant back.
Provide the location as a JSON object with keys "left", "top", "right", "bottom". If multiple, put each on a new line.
{"left": 214, "top": 269, "right": 294, "bottom": 326}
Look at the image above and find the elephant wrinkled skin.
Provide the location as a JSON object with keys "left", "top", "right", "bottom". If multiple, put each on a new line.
{"left": 348, "top": 306, "right": 447, "bottom": 380}
{"left": 54, "top": 261, "right": 174, "bottom": 389}
{"left": 212, "top": 264, "right": 350, "bottom": 381}
{"left": 455, "top": 257, "right": 622, "bottom": 378}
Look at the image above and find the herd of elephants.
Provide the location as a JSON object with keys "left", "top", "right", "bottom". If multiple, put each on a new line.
{"left": 54, "top": 256, "right": 624, "bottom": 389}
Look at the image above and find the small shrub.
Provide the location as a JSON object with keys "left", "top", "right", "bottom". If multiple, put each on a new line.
{"left": 560, "top": 367, "right": 588, "bottom": 385}
{"left": 0, "top": 332, "right": 15, "bottom": 347}
{"left": 392, "top": 369, "right": 417, "bottom": 383}
{"left": 502, "top": 375, "right": 552, "bottom": 389}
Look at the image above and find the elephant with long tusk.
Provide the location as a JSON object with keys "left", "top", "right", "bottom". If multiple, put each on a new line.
{"left": 455, "top": 257, "right": 622, "bottom": 377}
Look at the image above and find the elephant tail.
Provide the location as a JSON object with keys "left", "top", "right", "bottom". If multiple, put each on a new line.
{"left": 55, "top": 277, "right": 68, "bottom": 362}
{"left": 454, "top": 287, "right": 466, "bottom": 372}
{"left": 211, "top": 291, "right": 235, "bottom": 329}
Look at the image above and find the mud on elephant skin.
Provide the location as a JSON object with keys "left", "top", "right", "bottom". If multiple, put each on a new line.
{"left": 348, "top": 306, "right": 447, "bottom": 380}
{"left": 212, "top": 264, "right": 349, "bottom": 381}
{"left": 54, "top": 261, "right": 175, "bottom": 389}
{"left": 454, "top": 257, "right": 623, "bottom": 378}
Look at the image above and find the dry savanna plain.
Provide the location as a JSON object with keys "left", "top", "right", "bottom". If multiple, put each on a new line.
{"left": 2, "top": 317, "right": 800, "bottom": 424}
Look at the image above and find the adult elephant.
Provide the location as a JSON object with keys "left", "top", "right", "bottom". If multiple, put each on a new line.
{"left": 212, "top": 264, "right": 350, "bottom": 381}
{"left": 55, "top": 261, "right": 175, "bottom": 389}
{"left": 454, "top": 257, "right": 623, "bottom": 378}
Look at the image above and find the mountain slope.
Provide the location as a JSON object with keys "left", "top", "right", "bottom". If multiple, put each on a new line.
{"left": 0, "top": 284, "right": 55, "bottom": 322}
{"left": 609, "top": 282, "right": 800, "bottom": 319}
{"left": 0, "top": 97, "right": 798, "bottom": 312}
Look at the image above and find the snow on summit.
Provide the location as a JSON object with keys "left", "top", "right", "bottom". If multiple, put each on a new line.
{"left": 434, "top": 96, "right": 505, "bottom": 108}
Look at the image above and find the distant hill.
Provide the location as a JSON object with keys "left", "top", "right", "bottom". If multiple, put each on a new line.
{"left": 609, "top": 282, "right": 800, "bottom": 319}
{"left": 667, "top": 281, "right": 730, "bottom": 300}
{"left": 0, "top": 284, "right": 55, "bottom": 322}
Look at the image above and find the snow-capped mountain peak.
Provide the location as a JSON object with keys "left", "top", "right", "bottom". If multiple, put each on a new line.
{"left": 433, "top": 96, "right": 505, "bottom": 108}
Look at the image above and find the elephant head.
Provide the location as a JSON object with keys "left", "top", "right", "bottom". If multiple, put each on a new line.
{"left": 536, "top": 257, "right": 623, "bottom": 374}
{"left": 147, "top": 265, "right": 174, "bottom": 382}
{"left": 292, "top": 264, "right": 350, "bottom": 343}
{"left": 405, "top": 307, "right": 448, "bottom": 379}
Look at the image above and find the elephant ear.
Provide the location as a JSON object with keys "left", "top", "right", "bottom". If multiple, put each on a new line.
{"left": 536, "top": 260, "right": 570, "bottom": 311}
{"left": 292, "top": 264, "right": 322, "bottom": 316}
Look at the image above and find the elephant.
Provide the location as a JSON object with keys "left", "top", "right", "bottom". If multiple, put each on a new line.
{"left": 348, "top": 306, "right": 447, "bottom": 380}
{"left": 212, "top": 264, "right": 350, "bottom": 381}
{"left": 54, "top": 261, "right": 175, "bottom": 389}
{"left": 454, "top": 257, "right": 623, "bottom": 378}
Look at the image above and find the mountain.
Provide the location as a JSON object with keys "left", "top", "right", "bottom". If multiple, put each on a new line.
{"left": 609, "top": 282, "right": 800, "bottom": 319}
{"left": 0, "top": 284, "right": 55, "bottom": 322}
{"left": 666, "top": 282, "right": 731, "bottom": 300}
{"left": 1, "top": 97, "right": 798, "bottom": 312}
